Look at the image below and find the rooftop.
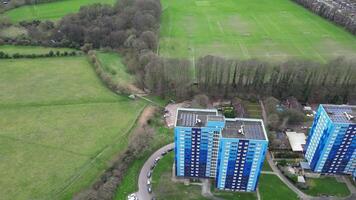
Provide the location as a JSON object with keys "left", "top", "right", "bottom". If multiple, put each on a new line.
{"left": 286, "top": 132, "right": 306, "bottom": 152}
{"left": 176, "top": 108, "right": 217, "bottom": 127}
{"left": 222, "top": 119, "right": 267, "bottom": 140}
{"left": 322, "top": 104, "right": 356, "bottom": 124}
{"left": 175, "top": 108, "right": 267, "bottom": 141}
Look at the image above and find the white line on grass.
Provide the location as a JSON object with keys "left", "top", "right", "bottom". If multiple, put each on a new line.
{"left": 217, "top": 21, "right": 225, "bottom": 35}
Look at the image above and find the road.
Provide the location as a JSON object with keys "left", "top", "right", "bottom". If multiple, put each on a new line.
{"left": 137, "top": 143, "right": 174, "bottom": 200}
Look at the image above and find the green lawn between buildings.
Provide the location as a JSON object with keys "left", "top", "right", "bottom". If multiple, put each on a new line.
{"left": 262, "top": 160, "right": 272, "bottom": 172}
{"left": 150, "top": 151, "right": 298, "bottom": 200}
{"left": 0, "top": 53, "right": 146, "bottom": 200}
{"left": 152, "top": 152, "right": 209, "bottom": 200}
{"left": 160, "top": 0, "right": 356, "bottom": 62}
{"left": 258, "top": 174, "right": 298, "bottom": 200}
{"left": 2, "top": 0, "right": 116, "bottom": 22}
{"left": 302, "top": 177, "right": 350, "bottom": 197}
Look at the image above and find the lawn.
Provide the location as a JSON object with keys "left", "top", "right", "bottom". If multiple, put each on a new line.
{"left": 212, "top": 189, "right": 257, "bottom": 200}
{"left": 302, "top": 177, "right": 350, "bottom": 197}
{"left": 0, "top": 45, "right": 78, "bottom": 55}
{"left": 0, "top": 56, "right": 117, "bottom": 106}
{"left": 160, "top": 0, "right": 356, "bottom": 62}
{"left": 262, "top": 160, "right": 272, "bottom": 171}
{"left": 3, "top": 0, "right": 116, "bottom": 22}
{"left": 258, "top": 174, "right": 298, "bottom": 200}
{"left": 0, "top": 54, "right": 147, "bottom": 200}
{"left": 152, "top": 152, "right": 208, "bottom": 200}
{"left": 151, "top": 151, "right": 257, "bottom": 200}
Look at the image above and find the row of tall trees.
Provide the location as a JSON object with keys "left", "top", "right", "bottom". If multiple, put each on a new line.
{"left": 294, "top": 0, "right": 356, "bottom": 34}
{"left": 195, "top": 56, "right": 356, "bottom": 104}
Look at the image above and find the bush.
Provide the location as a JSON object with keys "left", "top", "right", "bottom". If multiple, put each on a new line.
{"left": 278, "top": 159, "right": 287, "bottom": 167}
{"left": 223, "top": 106, "right": 236, "bottom": 118}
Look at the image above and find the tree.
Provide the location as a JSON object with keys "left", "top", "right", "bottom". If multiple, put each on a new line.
{"left": 81, "top": 43, "right": 93, "bottom": 53}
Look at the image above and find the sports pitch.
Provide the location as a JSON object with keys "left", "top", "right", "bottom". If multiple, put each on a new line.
{"left": 3, "top": 0, "right": 116, "bottom": 22}
{"left": 160, "top": 0, "right": 356, "bottom": 62}
{"left": 0, "top": 55, "right": 146, "bottom": 200}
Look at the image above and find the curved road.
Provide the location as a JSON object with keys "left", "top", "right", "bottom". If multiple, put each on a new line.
{"left": 137, "top": 143, "right": 174, "bottom": 200}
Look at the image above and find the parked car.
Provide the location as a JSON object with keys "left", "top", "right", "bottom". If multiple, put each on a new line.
{"left": 167, "top": 148, "right": 173, "bottom": 152}
{"left": 154, "top": 157, "right": 161, "bottom": 164}
{"left": 147, "top": 171, "right": 152, "bottom": 178}
{"left": 147, "top": 179, "right": 151, "bottom": 185}
{"left": 161, "top": 151, "right": 167, "bottom": 156}
{"left": 127, "top": 193, "right": 138, "bottom": 200}
{"left": 147, "top": 186, "right": 152, "bottom": 193}
{"left": 150, "top": 165, "right": 155, "bottom": 170}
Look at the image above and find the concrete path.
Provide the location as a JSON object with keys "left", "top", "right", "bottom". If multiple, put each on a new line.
{"left": 137, "top": 143, "right": 174, "bottom": 200}
{"left": 261, "top": 171, "right": 277, "bottom": 175}
{"left": 256, "top": 187, "right": 261, "bottom": 200}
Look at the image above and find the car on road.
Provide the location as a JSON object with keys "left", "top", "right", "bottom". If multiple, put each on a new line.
{"left": 127, "top": 193, "right": 138, "bottom": 200}
{"left": 147, "top": 186, "right": 152, "bottom": 193}
{"left": 167, "top": 148, "right": 173, "bottom": 152}
{"left": 161, "top": 151, "right": 167, "bottom": 156}
{"left": 147, "top": 179, "right": 151, "bottom": 185}
{"left": 154, "top": 157, "right": 161, "bottom": 164}
{"left": 150, "top": 164, "right": 155, "bottom": 170}
{"left": 147, "top": 171, "right": 152, "bottom": 178}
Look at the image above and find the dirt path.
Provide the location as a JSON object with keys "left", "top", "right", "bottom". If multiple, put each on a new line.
{"left": 137, "top": 105, "right": 157, "bottom": 126}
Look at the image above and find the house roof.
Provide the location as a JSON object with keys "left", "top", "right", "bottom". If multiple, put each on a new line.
{"left": 286, "top": 132, "right": 306, "bottom": 152}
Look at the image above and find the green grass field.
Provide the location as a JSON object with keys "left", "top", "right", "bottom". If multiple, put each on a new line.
{"left": 0, "top": 45, "right": 78, "bottom": 55}
{"left": 3, "top": 0, "right": 116, "bottom": 22}
{"left": 0, "top": 54, "right": 146, "bottom": 200}
{"left": 0, "top": 57, "right": 117, "bottom": 106}
{"left": 258, "top": 174, "right": 298, "bottom": 200}
{"left": 160, "top": 0, "right": 356, "bottom": 62}
{"left": 302, "top": 177, "right": 350, "bottom": 197}
{"left": 96, "top": 51, "right": 135, "bottom": 86}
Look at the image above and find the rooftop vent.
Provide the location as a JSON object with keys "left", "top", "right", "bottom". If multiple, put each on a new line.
{"left": 196, "top": 118, "right": 202, "bottom": 125}
{"left": 238, "top": 125, "right": 245, "bottom": 135}
{"left": 344, "top": 112, "right": 355, "bottom": 121}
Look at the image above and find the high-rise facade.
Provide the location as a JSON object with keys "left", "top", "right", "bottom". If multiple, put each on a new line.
{"left": 174, "top": 108, "right": 268, "bottom": 192}
{"left": 305, "top": 104, "right": 356, "bottom": 175}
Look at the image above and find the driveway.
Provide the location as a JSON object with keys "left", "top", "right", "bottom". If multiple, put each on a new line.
{"left": 137, "top": 143, "right": 174, "bottom": 200}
